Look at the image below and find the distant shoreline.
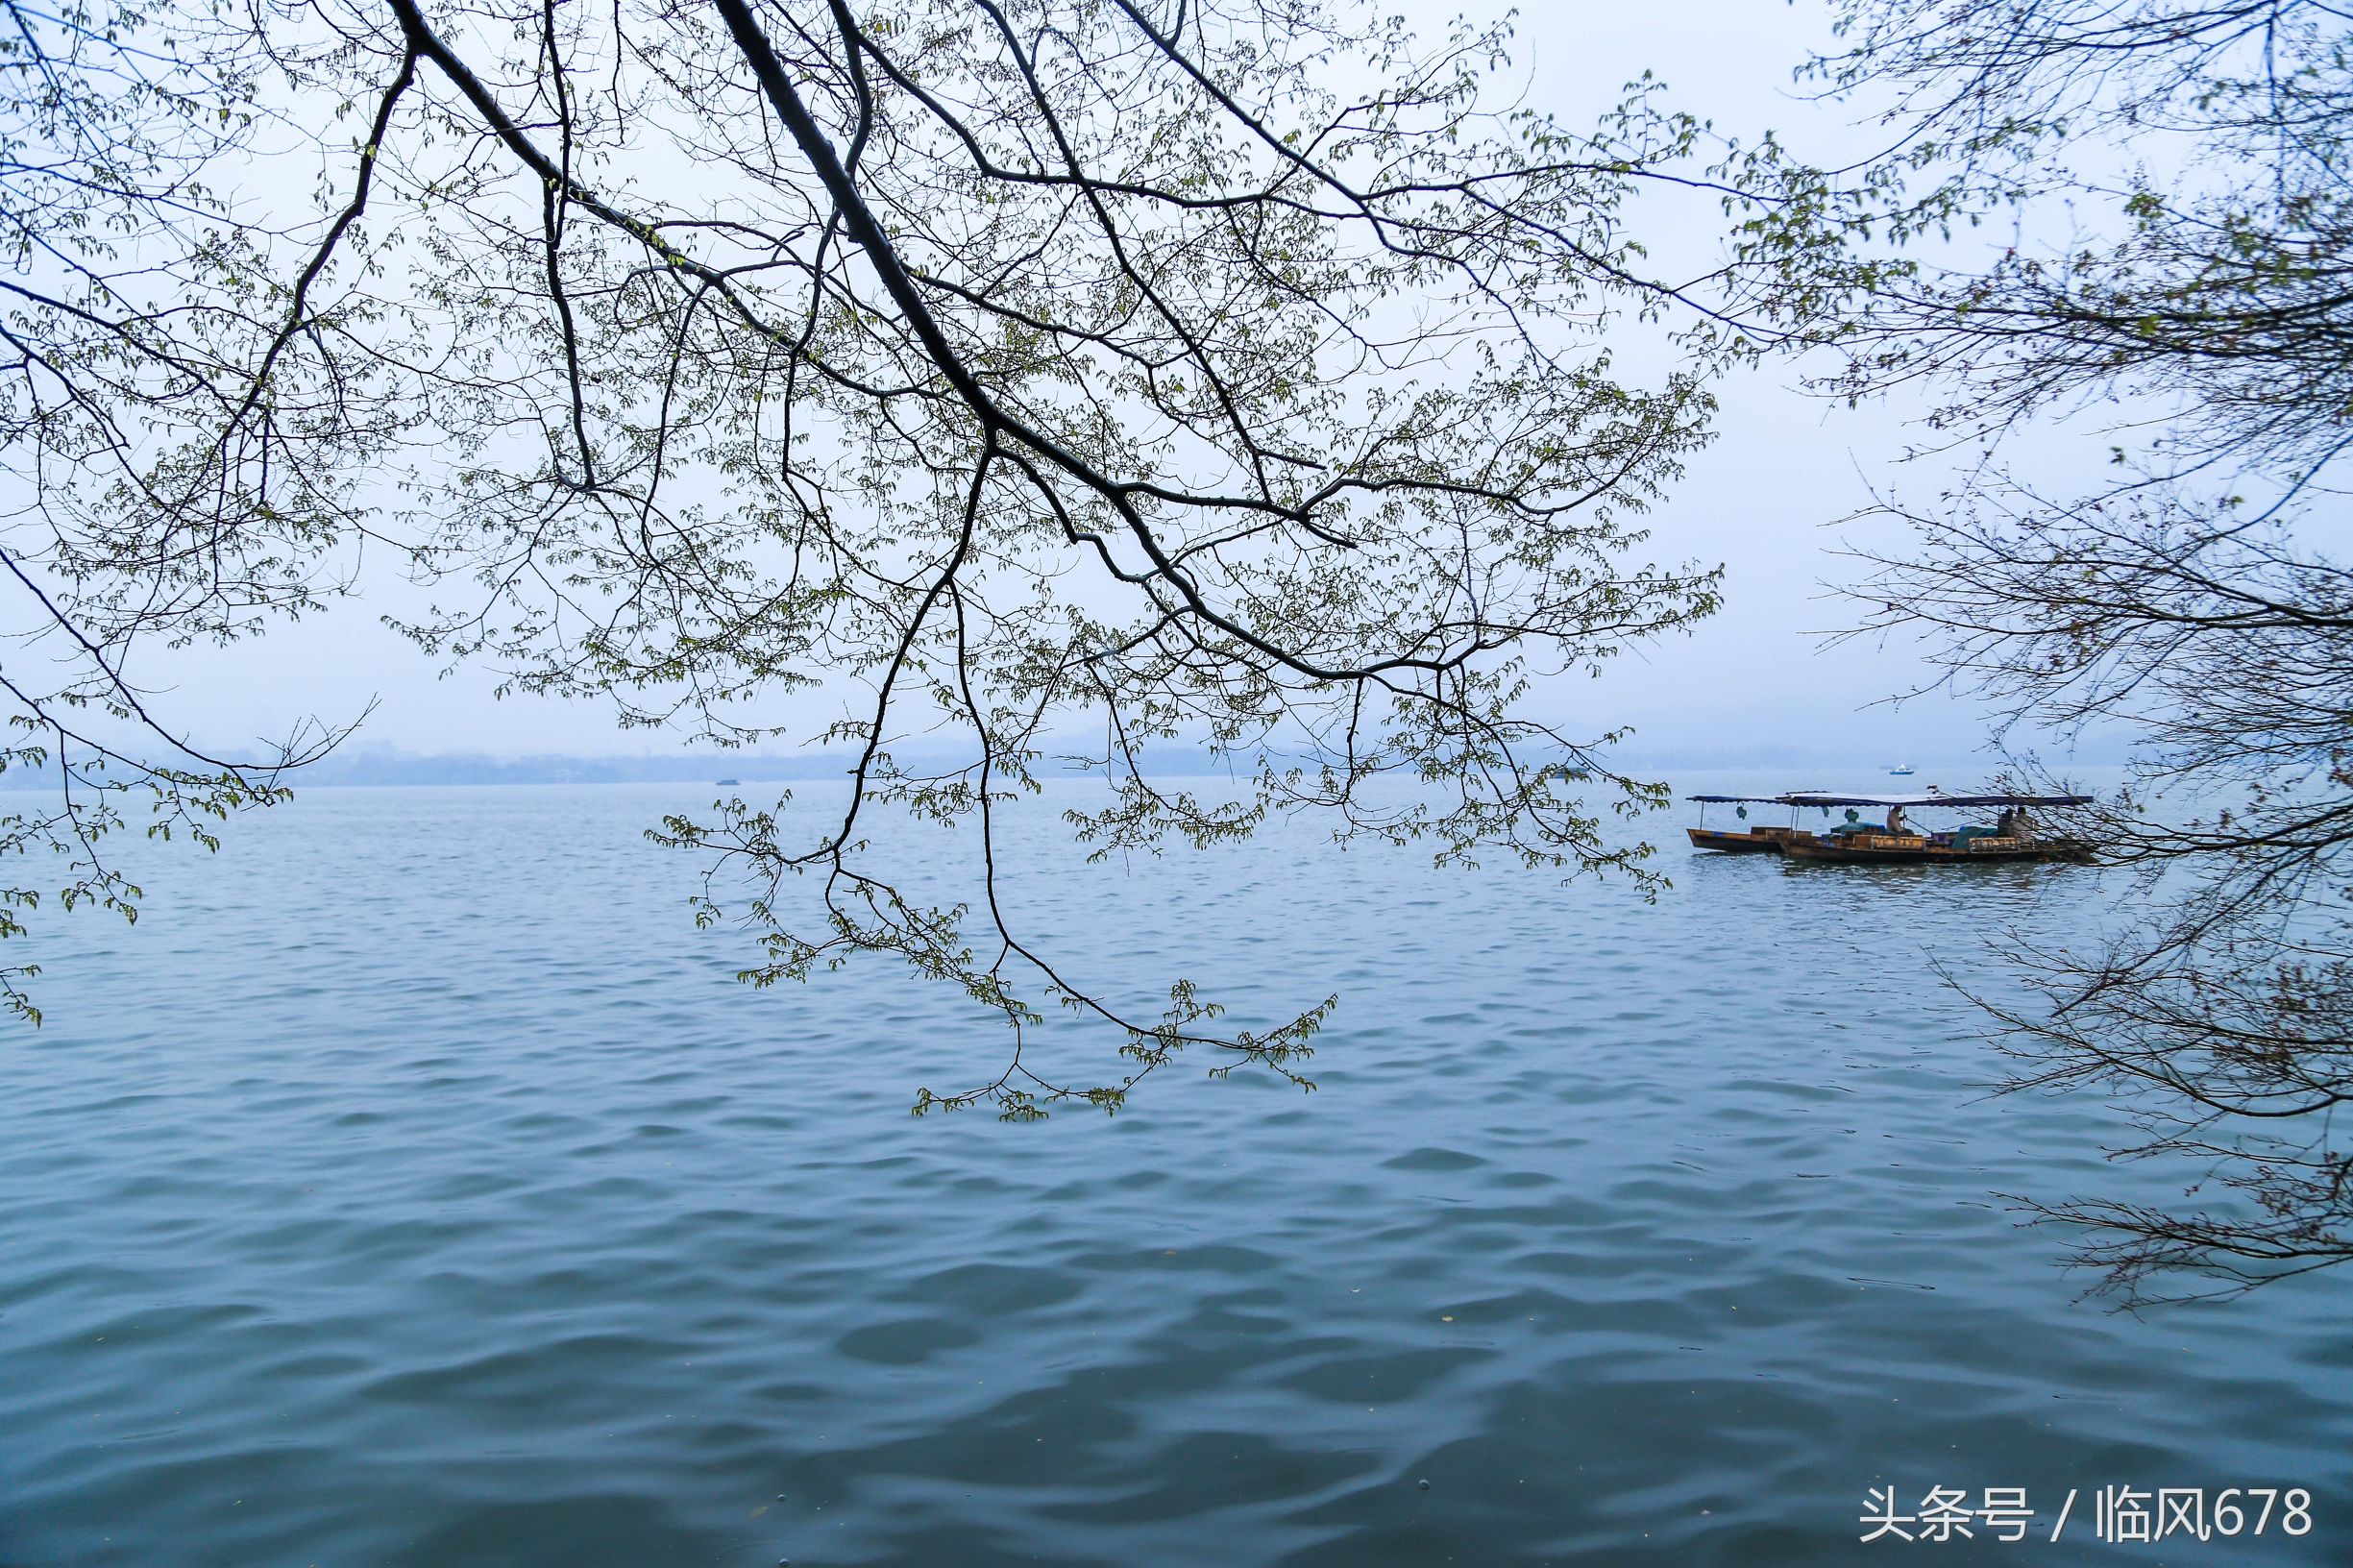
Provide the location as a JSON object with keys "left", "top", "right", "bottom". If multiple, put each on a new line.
{"left": 0, "top": 744, "right": 2124, "bottom": 791}
{"left": 0, "top": 749, "right": 2109, "bottom": 790}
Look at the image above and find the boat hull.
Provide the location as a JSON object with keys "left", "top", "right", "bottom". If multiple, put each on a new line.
{"left": 1686, "top": 827, "right": 1788, "bottom": 852}
{"left": 1781, "top": 834, "right": 2094, "bottom": 866}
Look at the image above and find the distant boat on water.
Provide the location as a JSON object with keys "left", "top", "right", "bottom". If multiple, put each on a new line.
{"left": 715, "top": 777, "right": 741, "bottom": 786}
{"left": 1886, "top": 764, "right": 1915, "bottom": 775}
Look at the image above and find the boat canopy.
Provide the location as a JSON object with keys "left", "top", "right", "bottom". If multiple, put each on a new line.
{"left": 1779, "top": 792, "right": 2093, "bottom": 809}
{"left": 1684, "top": 794, "right": 1800, "bottom": 804}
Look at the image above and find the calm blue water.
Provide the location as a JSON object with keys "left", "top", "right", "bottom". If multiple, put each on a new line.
{"left": 1, "top": 778, "right": 2344, "bottom": 1567}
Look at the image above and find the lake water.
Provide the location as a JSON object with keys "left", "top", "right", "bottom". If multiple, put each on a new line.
{"left": 2, "top": 778, "right": 2344, "bottom": 1566}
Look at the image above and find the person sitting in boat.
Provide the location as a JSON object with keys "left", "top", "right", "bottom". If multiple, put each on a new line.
{"left": 1996, "top": 806, "right": 2030, "bottom": 840}
{"left": 1884, "top": 804, "right": 1908, "bottom": 835}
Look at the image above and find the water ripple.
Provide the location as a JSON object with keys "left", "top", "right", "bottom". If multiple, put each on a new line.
{"left": 0, "top": 780, "right": 2343, "bottom": 1566}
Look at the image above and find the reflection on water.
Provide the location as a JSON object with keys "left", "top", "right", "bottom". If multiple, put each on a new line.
{"left": 0, "top": 777, "right": 2343, "bottom": 1566}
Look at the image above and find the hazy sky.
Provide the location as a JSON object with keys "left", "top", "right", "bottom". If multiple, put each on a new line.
{"left": 119, "top": 1, "right": 2099, "bottom": 769}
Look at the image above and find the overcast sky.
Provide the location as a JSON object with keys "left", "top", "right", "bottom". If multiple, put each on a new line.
{"left": 116, "top": 1, "right": 2106, "bottom": 771}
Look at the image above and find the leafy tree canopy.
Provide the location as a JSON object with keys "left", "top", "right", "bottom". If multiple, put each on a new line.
{"left": 1815, "top": 0, "right": 2353, "bottom": 1300}
{"left": 0, "top": 0, "right": 1869, "bottom": 1109}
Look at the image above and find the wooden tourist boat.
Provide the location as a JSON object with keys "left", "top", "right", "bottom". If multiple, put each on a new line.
{"left": 1685, "top": 824, "right": 1792, "bottom": 852}
{"left": 1686, "top": 790, "right": 2096, "bottom": 864}
{"left": 1683, "top": 794, "right": 1817, "bottom": 852}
